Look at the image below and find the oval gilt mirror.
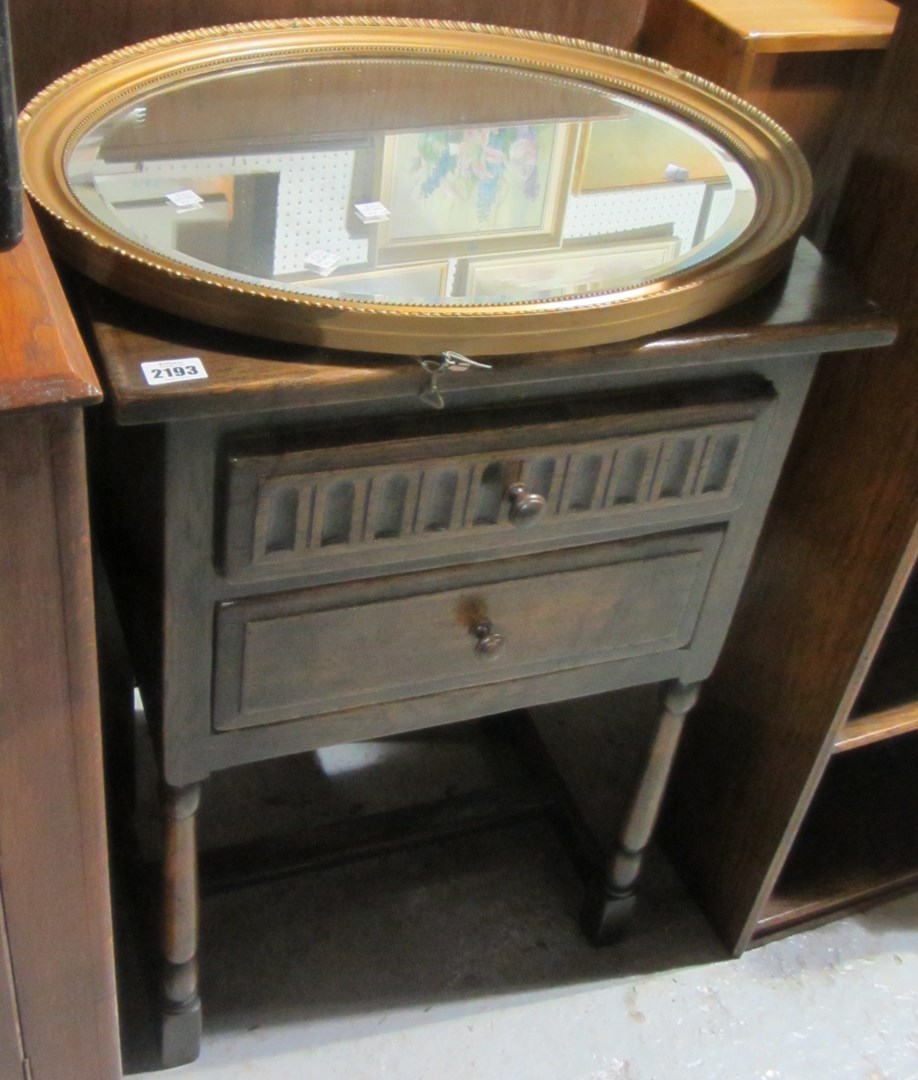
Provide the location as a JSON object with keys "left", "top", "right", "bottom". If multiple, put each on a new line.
{"left": 19, "top": 19, "right": 811, "bottom": 355}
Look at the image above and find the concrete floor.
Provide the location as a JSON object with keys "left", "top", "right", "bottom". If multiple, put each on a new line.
{"left": 119, "top": 691, "right": 918, "bottom": 1079}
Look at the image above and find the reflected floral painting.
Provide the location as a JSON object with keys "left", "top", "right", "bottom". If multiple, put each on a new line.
{"left": 416, "top": 126, "right": 541, "bottom": 221}
{"left": 379, "top": 122, "right": 571, "bottom": 256}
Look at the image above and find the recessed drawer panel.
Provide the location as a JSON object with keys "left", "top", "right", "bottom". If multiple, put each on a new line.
{"left": 213, "top": 527, "right": 723, "bottom": 732}
{"left": 221, "top": 381, "right": 772, "bottom": 580}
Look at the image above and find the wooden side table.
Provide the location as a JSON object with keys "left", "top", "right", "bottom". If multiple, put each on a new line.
{"left": 81, "top": 238, "right": 894, "bottom": 1064}
{"left": 0, "top": 204, "right": 121, "bottom": 1080}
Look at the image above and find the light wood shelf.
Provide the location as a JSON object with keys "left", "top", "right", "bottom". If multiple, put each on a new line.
{"left": 835, "top": 701, "right": 918, "bottom": 753}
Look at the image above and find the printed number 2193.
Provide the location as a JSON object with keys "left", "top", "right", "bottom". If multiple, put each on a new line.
{"left": 140, "top": 358, "right": 208, "bottom": 386}
{"left": 153, "top": 363, "right": 197, "bottom": 379}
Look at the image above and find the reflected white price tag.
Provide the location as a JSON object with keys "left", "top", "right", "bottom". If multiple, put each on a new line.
{"left": 141, "top": 358, "right": 208, "bottom": 385}
{"left": 354, "top": 200, "right": 390, "bottom": 223}
{"left": 165, "top": 188, "right": 204, "bottom": 209}
{"left": 303, "top": 249, "right": 341, "bottom": 276}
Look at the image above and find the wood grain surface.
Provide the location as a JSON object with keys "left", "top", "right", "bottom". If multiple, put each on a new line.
{"left": 0, "top": 201, "right": 100, "bottom": 412}
{"left": 78, "top": 239, "right": 895, "bottom": 426}
{"left": 1, "top": 170, "right": 117, "bottom": 1077}
{"left": 0, "top": 0, "right": 22, "bottom": 249}
{"left": 0, "top": 888, "right": 24, "bottom": 1080}
{"left": 660, "top": 0, "right": 918, "bottom": 952}
{"left": 0, "top": 410, "right": 121, "bottom": 1079}
{"left": 643, "top": 0, "right": 897, "bottom": 56}
{"left": 9, "top": 0, "right": 648, "bottom": 107}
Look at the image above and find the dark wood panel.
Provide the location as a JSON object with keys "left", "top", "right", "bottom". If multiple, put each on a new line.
{"left": 849, "top": 518, "right": 918, "bottom": 717}
{"left": 0, "top": 410, "right": 121, "bottom": 1080}
{"left": 10, "top": 0, "right": 647, "bottom": 107}
{"left": 0, "top": 194, "right": 116, "bottom": 1077}
{"left": 660, "top": 2, "right": 918, "bottom": 953}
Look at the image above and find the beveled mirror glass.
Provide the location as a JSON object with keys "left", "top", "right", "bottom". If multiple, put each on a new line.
{"left": 19, "top": 19, "right": 811, "bottom": 355}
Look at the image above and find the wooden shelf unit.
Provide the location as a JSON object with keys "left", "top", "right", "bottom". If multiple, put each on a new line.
{"left": 660, "top": 3, "right": 918, "bottom": 954}
{"left": 639, "top": 0, "right": 899, "bottom": 239}
{"left": 640, "top": 0, "right": 898, "bottom": 162}
{"left": 751, "top": 516, "right": 918, "bottom": 944}
{"left": 0, "top": 204, "right": 121, "bottom": 1079}
{"left": 763, "top": 533, "right": 918, "bottom": 938}
{"left": 761, "top": 730, "right": 918, "bottom": 938}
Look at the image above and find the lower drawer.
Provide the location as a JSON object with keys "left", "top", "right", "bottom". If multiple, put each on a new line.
{"left": 212, "top": 528, "right": 723, "bottom": 731}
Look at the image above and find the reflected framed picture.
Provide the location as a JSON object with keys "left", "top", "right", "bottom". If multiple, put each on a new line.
{"left": 574, "top": 114, "right": 729, "bottom": 193}
{"left": 454, "top": 235, "right": 681, "bottom": 301}
{"left": 377, "top": 122, "right": 575, "bottom": 262}
{"left": 297, "top": 261, "right": 450, "bottom": 301}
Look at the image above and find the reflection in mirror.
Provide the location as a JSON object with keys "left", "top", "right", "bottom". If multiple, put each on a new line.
{"left": 66, "top": 56, "right": 755, "bottom": 307}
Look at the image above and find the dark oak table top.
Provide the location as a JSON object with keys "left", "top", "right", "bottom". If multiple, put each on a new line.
{"left": 79, "top": 238, "right": 895, "bottom": 426}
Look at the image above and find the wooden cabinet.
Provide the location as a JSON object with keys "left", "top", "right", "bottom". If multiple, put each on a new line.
{"left": 660, "top": 3, "right": 918, "bottom": 955}
{"left": 640, "top": 0, "right": 898, "bottom": 155}
{"left": 639, "top": 0, "right": 899, "bottom": 231}
{"left": 0, "top": 206, "right": 121, "bottom": 1080}
{"left": 80, "top": 236, "right": 892, "bottom": 1063}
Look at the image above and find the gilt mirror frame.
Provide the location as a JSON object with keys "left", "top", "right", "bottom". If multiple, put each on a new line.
{"left": 18, "top": 18, "right": 812, "bottom": 356}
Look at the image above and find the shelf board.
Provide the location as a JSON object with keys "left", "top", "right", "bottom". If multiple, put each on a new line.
{"left": 754, "top": 732, "right": 918, "bottom": 942}
{"left": 754, "top": 866, "right": 918, "bottom": 941}
{"left": 835, "top": 700, "right": 918, "bottom": 752}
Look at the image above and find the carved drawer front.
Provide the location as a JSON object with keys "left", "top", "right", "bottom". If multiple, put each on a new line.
{"left": 212, "top": 527, "right": 723, "bottom": 732}
{"left": 222, "top": 381, "right": 771, "bottom": 580}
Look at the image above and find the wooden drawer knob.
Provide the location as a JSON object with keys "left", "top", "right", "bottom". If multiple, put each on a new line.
{"left": 507, "top": 482, "right": 546, "bottom": 527}
{"left": 471, "top": 619, "right": 505, "bottom": 660}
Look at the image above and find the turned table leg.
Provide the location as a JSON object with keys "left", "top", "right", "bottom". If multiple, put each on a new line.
{"left": 583, "top": 680, "right": 700, "bottom": 944}
{"left": 160, "top": 781, "right": 203, "bottom": 1067}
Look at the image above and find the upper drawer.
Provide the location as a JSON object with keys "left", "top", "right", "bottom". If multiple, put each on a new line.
{"left": 220, "top": 378, "right": 773, "bottom": 580}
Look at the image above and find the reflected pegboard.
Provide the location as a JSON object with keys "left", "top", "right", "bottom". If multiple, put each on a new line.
{"left": 135, "top": 151, "right": 369, "bottom": 277}
{"left": 273, "top": 150, "right": 368, "bottom": 275}
{"left": 563, "top": 183, "right": 708, "bottom": 254}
